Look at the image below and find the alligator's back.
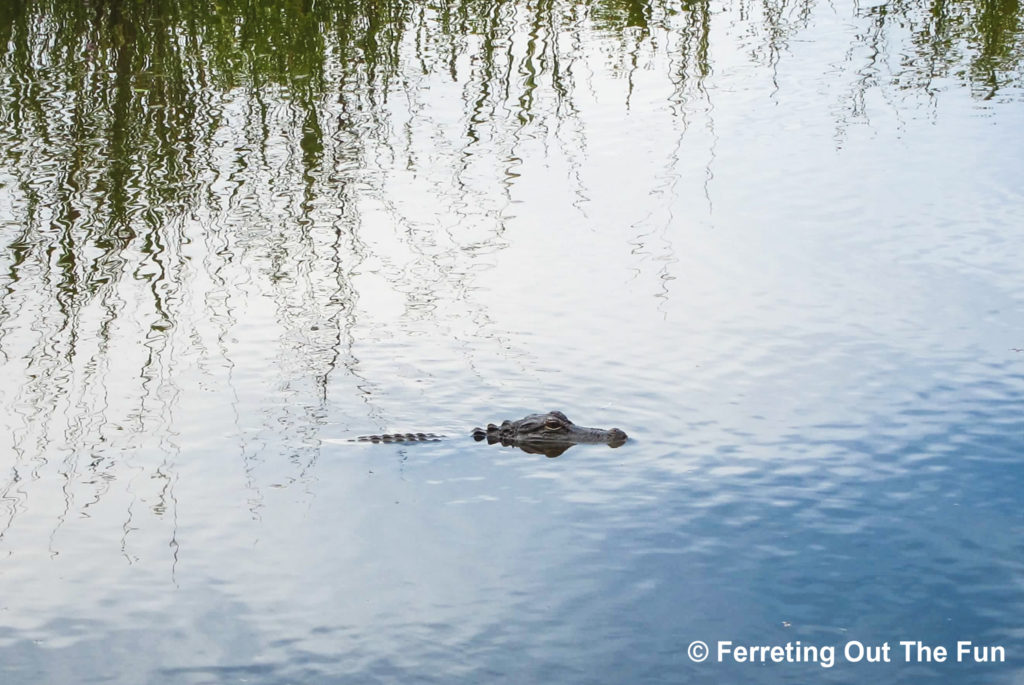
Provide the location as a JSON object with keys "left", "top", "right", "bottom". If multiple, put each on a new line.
{"left": 352, "top": 433, "right": 445, "bottom": 443}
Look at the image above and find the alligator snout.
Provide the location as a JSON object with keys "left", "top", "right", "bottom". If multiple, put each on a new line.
{"left": 605, "top": 427, "right": 628, "bottom": 445}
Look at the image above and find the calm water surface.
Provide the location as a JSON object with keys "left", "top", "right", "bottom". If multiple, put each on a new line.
{"left": 1, "top": 0, "right": 1023, "bottom": 683}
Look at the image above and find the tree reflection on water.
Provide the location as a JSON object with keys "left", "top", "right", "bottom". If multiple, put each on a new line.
{"left": 0, "top": 0, "right": 1021, "bottom": 548}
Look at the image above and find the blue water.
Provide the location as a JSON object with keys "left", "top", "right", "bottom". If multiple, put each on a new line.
{"left": 1, "top": 0, "right": 1024, "bottom": 682}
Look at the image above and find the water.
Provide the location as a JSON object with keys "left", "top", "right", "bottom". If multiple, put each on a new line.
{"left": 1, "top": 0, "right": 1023, "bottom": 683}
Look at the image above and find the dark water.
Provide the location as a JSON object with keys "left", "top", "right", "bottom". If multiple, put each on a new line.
{"left": 1, "top": 0, "right": 1023, "bottom": 683}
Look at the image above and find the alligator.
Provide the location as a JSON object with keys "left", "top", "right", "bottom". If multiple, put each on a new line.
{"left": 351, "top": 411, "right": 627, "bottom": 458}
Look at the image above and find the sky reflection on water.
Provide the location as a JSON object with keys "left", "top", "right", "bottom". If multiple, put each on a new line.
{"left": 1, "top": 0, "right": 1024, "bottom": 683}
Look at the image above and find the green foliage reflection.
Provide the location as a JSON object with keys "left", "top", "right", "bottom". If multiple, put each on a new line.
{"left": 0, "top": 0, "right": 1021, "bottom": 537}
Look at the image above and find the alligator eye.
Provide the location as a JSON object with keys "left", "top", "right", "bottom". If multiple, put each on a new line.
{"left": 544, "top": 418, "right": 562, "bottom": 429}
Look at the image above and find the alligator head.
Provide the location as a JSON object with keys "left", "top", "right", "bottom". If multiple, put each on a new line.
{"left": 472, "top": 411, "right": 628, "bottom": 458}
